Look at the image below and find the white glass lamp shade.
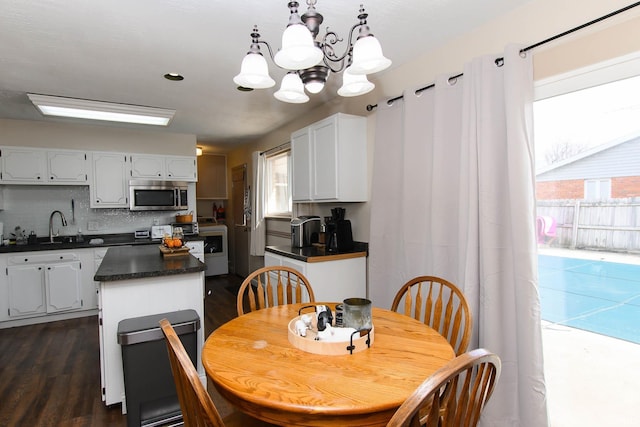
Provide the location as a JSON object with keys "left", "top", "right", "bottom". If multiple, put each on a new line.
{"left": 349, "top": 35, "right": 392, "bottom": 75}
{"left": 233, "top": 53, "right": 275, "bottom": 89}
{"left": 274, "top": 24, "right": 323, "bottom": 70}
{"left": 305, "top": 80, "right": 325, "bottom": 94}
{"left": 337, "top": 67, "right": 375, "bottom": 97}
{"left": 274, "top": 73, "right": 309, "bottom": 103}
{"left": 273, "top": 73, "right": 309, "bottom": 104}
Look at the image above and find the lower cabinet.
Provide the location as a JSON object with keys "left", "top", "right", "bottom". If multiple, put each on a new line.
{"left": 6, "top": 264, "right": 47, "bottom": 318}
{"left": 264, "top": 252, "right": 367, "bottom": 302}
{"left": 1, "top": 249, "right": 97, "bottom": 324}
{"left": 7, "top": 259, "right": 82, "bottom": 318}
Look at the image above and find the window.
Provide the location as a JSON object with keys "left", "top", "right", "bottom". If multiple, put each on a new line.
{"left": 584, "top": 178, "right": 611, "bottom": 200}
{"left": 265, "top": 150, "right": 292, "bottom": 216}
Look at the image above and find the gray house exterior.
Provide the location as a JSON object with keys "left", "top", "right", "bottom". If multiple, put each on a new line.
{"left": 536, "top": 134, "right": 640, "bottom": 200}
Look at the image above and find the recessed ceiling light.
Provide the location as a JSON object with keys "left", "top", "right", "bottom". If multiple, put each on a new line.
{"left": 164, "top": 73, "right": 184, "bottom": 81}
{"left": 28, "top": 94, "right": 175, "bottom": 126}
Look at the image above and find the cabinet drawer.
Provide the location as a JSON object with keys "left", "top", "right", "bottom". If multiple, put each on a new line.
{"left": 8, "top": 252, "right": 79, "bottom": 265}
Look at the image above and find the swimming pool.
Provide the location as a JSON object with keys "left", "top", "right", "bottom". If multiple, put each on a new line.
{"left": 538, "top": 254, "right": 640, "bottom": 344}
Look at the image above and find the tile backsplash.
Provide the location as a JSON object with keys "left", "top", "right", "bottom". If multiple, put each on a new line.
{"left": 0, "top": 186, "right": 181, "bottom": 239}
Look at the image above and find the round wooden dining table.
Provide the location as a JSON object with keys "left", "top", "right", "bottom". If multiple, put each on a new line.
{"left": 202, "top": 303, "right": 455, "bottom": 427}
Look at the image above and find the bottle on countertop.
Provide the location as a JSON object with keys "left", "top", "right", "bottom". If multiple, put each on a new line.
{"left": 217, "top": 204, "right": 225, "bottom": 220}
{"left": 213, "top": 203, "right": 217, "bottom": 220}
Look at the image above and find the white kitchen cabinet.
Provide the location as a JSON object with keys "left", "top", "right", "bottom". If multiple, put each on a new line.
{"left": 6, "top": 252, "right": 83, "bottom": 318}
{"left": 166, "top": 156, "right": 197, "bottom": 181}
{"left": 0, "top": 147, "right": 88, "bottom": 184}
{"left": 291, "top": 113, "right": 367, "bottom": 202}
{"left": 47, "top": 150, "right": 89, "bottom": 183}
{"left": 7, "top": 265, "right": 47, "bottom": 318}
{"left": 130, "top": 154, "right": 197, "bottom": 181}
{"left": 264, "top": 252, "right": 367, "bottom": 302}
{"left": 90, "top": 152, "right": 129, "bottom": 208}
{"left": 45, "top": 261, "right": 82, "bottom": 313}
{"left": 291, "top": 129, "right": 312, "bottom": 201}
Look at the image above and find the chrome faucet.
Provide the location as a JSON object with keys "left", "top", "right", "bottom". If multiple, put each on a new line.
{"left": 49, "top": 210, "right": 68, "bottom": 243}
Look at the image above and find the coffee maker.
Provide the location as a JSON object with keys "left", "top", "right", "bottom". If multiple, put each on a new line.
{"left": 325, "top": 207, "right": 354, "bottom": 253}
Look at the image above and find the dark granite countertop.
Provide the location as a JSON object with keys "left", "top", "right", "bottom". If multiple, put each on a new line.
{"left": 0, "top": 233, "right": 203, "bottom": 254}
{"left": 94, "top": 244, "right": 206, "bottom": 282}
{"left": 265, "top": 241, "right": 368, "bottom": 263}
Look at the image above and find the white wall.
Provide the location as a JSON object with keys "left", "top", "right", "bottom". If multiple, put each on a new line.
{"left": 0, "top": 118, "right": 196, "bottom": 155}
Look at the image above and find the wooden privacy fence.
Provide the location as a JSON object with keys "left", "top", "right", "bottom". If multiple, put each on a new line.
{"left": 537, "top": 198, "right": 640, "bottom": 253}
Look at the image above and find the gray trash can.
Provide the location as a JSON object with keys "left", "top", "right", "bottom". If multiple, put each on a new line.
{"left": 117, "top": 309, "right": 200, "bottom": 427}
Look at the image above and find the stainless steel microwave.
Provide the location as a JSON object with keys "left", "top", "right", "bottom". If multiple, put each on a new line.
{"left": 129, "top": 179, "right": 189, "bottom": 211}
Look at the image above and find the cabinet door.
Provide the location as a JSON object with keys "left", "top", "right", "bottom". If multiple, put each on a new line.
{"left": 166, "top": 156, "right": 197, "bottom": 181}
{"left": 196, "top": 154, "right": 227, "bottom": 199}
{"left": 291, "top": 128, "right": 312, "bottom": 201}
{"left": 7, "top": 265, "right": 46, "bottom": 318}
{"left": 46, "top": 261, "right": 82, "bottom": 312}
{"left": 310, "top": 117, "right": 339, "bottom": 200}
{"left": 91, "top": 152, "right": 129, "bottom": 208}
{"left": 1, "top": 147, "right": 47, "bottom": 183}
{"left": 48, "top": 150, "right": 88, "bottom": 183}
{"left": 130, "top": 154, "right": 164, "bottom": 179}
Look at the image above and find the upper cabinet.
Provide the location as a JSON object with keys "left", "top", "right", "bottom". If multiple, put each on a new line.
{"left": 0, "top": 147, "right": 88, "bottom": 184}
{"left": 196, "top": 154, "right": 227, "bottom": 199}
{"left": 130, "top": 154, "right": 197, "bottom": 182}
{"left": 292, "top": 113, "right": 367, "bottom": 202}
{"left": 90, "top": 152, "right": 129, "bottom": 208}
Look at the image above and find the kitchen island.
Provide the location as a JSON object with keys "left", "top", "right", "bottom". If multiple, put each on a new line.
{"left": 95, "top": 245, "right": 206, "bottom": 408}
{"left": 265, "top": 243, "right": 368, "bottom": 302}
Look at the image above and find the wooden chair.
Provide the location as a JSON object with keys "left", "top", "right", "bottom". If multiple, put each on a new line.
{"left": 391, "top": 276, "right": 472, "bottom": 355}
{"left": 159, "top": 318, "right": 275, "bottom": 427}
{"left": 386, "top": 348, "right": 501, "bottom": 427}
{"left": 236, "top": 265, "right": 315, "bottom": 316}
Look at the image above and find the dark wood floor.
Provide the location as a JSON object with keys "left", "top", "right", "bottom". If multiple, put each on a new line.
{"left": 0, "top": 274, "right": 242, "bottom": 427}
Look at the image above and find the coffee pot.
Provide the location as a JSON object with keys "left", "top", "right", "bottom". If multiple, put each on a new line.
{"left": 325, "top": 207, "right": 354, "bottom": 253}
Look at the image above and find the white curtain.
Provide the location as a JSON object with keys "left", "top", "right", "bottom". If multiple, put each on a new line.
{"left": 250, "top": 151, "right": 266, "bottom": 256}
{"left": 369, "top": 45, "right": 548, "bottom": 426}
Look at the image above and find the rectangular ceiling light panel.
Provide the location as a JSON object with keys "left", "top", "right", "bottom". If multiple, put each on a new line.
{"left": 27, "top": 94, "right": 175, "bottom": 126}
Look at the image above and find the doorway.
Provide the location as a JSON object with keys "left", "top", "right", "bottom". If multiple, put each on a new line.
{"left": 232, "top": 164, "right": 250, "bottom": 277}
{"left": 534, "top": 58, "right": 640, "bottom": 427}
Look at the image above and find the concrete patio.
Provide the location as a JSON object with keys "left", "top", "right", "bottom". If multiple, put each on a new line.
{"left": 539, "top": 248, "right": 640, "bottom": 427}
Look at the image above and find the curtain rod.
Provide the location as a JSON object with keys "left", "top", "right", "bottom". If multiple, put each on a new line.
{"left": 260, "top": 142, "right": 290, "bottom": 156}
{"left": 365, "top": 1, "right": 640, "bottom": 112}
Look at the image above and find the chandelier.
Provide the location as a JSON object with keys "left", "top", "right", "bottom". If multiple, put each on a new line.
{"left": 233, "top": 1, "right": 391, "bottom": 103}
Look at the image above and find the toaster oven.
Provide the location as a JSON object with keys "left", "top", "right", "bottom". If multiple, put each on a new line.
{"left": 171, "top": 222, "right": 199, "bottom": 236}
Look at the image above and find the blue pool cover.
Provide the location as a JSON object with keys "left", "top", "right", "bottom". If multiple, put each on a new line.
{"left": 538, "top": 254, "right": 640, "bottom": 344}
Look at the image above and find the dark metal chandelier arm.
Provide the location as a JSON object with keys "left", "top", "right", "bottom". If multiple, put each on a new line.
{"left": 319, "top": 22, "right": 363, "bottom": 73}
{"left": 246, "top": 25, "right": 279, "bottom": 66}
{"left": 255, "top": 40, "right": 277, "bottom": 65}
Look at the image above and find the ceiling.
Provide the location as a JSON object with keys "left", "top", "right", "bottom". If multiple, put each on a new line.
{"left": 0, "top": 0, "right": 533, "bottom": 151}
